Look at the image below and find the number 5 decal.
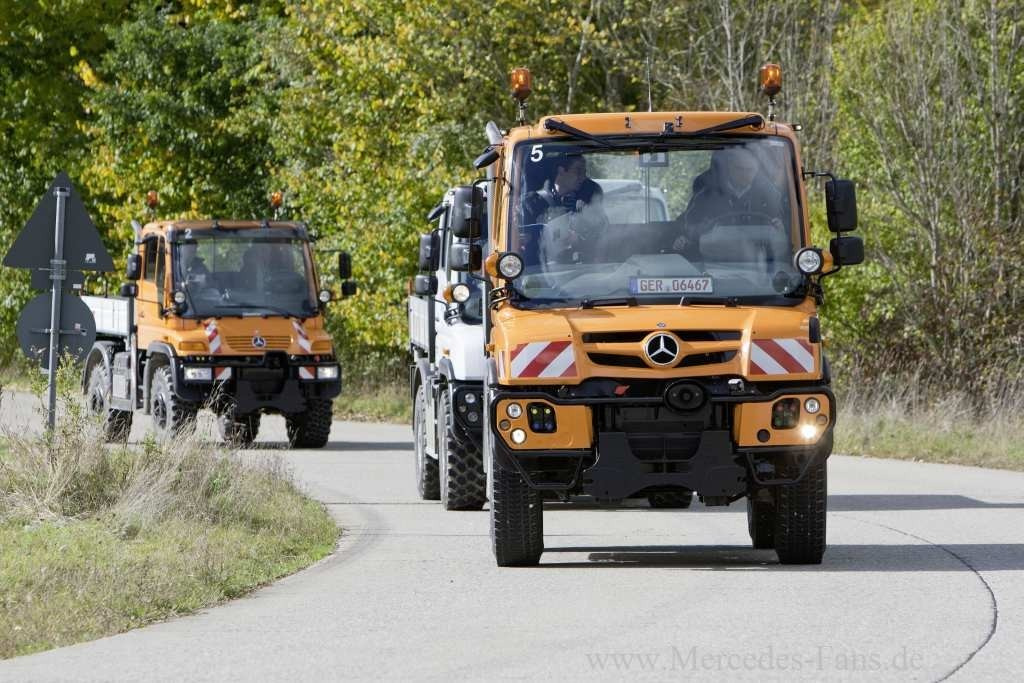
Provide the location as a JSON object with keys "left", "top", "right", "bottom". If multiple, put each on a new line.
{"left": 530, "top": 144, "right": 544, "bottom": 162}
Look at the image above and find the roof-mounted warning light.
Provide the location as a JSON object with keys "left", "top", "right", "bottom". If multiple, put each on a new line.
{"left": 759, "top": 63, "right": 782, "bottom": 121}
{"left": 510, "top": 67, "right": 532, "bottom": 125}
{"left": 144, "top": 190, "right": 159, "bottom": 217}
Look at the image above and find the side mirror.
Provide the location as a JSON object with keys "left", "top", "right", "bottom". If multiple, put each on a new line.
{"left": 412, "top": 274, "right": 437, "bottom": 296}
{"left": 338, "top": 251, "right": 352, "bottom": 280}
{"left": 448, "top": 243, "right": 481, "bottom": 272}
{"left": 341, "top": 281, "right": 358, "bottom": 297}
{"left": 125, "top": 254, "right": 141, "bottom": 281}
{"left": 449, "top": 185, "right": 483, "bottom": 239}
{"left": 473, "top": 147, "right": 500, "bottom": 170}
{"left": 830, "top": 235, "right": 864, "bottom": 266}
{"left": 418, "top": 232, "right": 440, "bottom": 272}
{"left": 825, "top": 179, "right": 858, "bottom": 232}
{"left": 119, "top": 283, "right": 138, "bottom": 298}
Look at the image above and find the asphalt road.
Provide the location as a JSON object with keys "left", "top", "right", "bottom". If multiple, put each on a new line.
{"left": 2, "top": 401, "right": 1023, "bottom": 681}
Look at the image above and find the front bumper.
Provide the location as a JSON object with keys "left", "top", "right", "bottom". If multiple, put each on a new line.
{"left": 175, "top": 354, "right": 342, "bottom": 414}
{"left": 490, "top": 378, "right": 835, "bottom": 501}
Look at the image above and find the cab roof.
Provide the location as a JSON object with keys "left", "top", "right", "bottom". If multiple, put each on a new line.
{"left": 142, "top": 219, "right": 304, "bottom": 233}
{"left": 505, "top": 111, "right": 795, "bottom": 144}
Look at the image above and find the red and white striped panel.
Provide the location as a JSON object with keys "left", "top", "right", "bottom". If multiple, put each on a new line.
{"left": 205, "top": 320, "right": 222, "bottom": 354}
{"left": 510, "top": 341, "right": 577, "bottom": 379}
{"left": 298, "top": 366, "right": 316, "bottom": 380}
{"left": 749, "top": 338, "right": 815, "bottom": 376}
{"left": 292, "top": 319, "right": 312, "bottom": 353}
{"left": 214, "top": 367, "right": 232, "bottom": 381}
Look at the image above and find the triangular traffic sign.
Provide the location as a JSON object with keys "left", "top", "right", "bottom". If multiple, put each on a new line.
{"left": 3, "top": 171, "right": 114, "bottom": 272}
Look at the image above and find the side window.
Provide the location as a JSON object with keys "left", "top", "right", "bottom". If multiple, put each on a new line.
{"left": 155, "top": 237, "right": 165, "bottom": 301}
{"left": 144, "top": 237, "right": 158, "bottom": 282}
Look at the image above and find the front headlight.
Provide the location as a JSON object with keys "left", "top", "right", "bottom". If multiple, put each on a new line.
{"left": 183, "top": 366, "right": 212, "bottom": 382}
{"left": 317, "top": 365, "right": 339, "bottom": 380}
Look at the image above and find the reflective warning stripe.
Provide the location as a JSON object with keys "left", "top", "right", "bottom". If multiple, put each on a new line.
{"left": 292, "top": 320, "right": 312, "bottom": 353}
{"left": 750, "top": 338, "right": 815, "bottom": 375}
{"left": 299, "top": 366, "right": 315, "bottom": 380}
{"left": 214, "top": 367, "right": 232, "bottom": 381}
{"left": 510, "top": 341, "right": 577, "bottom": 378}
{"left": 205, "top": 320, "right": 222, "bottom": 354}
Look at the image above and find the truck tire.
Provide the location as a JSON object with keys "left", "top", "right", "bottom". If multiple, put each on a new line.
{"left": 218, "top": 412, "right": 261, "bottom": 447}
{"left": 438, "top": 390, "right": 486, "bottom": 511}
{"left": 746, "top": 495, "right": 775, "bottom": 549}
{"left": 86, "top": 363, "right": 132, "bottom": 443}
{"left": 413, "top": 383, "right": 439, "bottom": 500}
{"left": 286, "top": 399, "right": 332, "bottom": 448}
{"left": 773, "top": 456, "right": 827, "bottom": 564}
{"left": 490, "top": 462, "right": 543, "bottom": 566}
{"left": 648, "top": 490, "right": 693, "bottom": 509}
{"left": 150, "top": 365, "right": 197, "bottom": 439}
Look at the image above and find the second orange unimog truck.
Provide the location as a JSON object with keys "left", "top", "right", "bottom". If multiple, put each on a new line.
{"left": 444, "top": 65, "right": 864, "bottom": 566}
{"left": 82, "top": 195, "right": 356, "bottom": 448}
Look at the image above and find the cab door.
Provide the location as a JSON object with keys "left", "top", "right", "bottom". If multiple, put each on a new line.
{"left": 136, "top": 235, "right": 167, "bottom": 350}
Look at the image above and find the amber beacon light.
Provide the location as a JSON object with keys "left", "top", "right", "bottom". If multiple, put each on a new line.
{"left": 510, "top": 67, "right": 532, "bottom": 102}
{"left": 759, "top": 63, "right": 782, "bottom": 97}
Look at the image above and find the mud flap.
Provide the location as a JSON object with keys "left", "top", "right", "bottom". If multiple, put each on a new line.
{"left": 583, "top": 430, "right": 746, "bottom": 501}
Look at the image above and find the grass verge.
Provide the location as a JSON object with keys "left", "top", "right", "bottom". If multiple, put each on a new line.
{"left": 0, "top": 380, "right": 338, "bottom": 659}
{"left": 335, "top": 381, "right": 411, "bottom": 424}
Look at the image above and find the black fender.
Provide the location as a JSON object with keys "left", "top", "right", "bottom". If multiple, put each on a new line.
{"left": 82, "top": 341, "right": 118, "bottom": 392}
{"left": 410, "top": 357, "right": 433, "bottom": 400}
{"left": 143, "top": 342, "right": 180, "bottom": 414}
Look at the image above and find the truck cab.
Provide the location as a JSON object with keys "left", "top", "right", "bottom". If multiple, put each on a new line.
{"left": 408, "top": 189, "right": 488, "bottom": 510}
{"left": 451, "top": 68, "right": 864, "bottom": 566}
{"left": 83, "top": 218, "right": 355, "bottom": 448}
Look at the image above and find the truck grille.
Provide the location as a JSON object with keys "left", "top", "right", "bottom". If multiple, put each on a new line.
{"left": 225, "top": 335, "right": 291, "bottom": 351}
{"left": 581, "top": 330, "right": 741, "bottom": 343}
{"left": 587, "top": 350, "right": 736, "bottom": 368}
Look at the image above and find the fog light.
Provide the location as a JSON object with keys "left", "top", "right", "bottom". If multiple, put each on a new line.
{"left": 511, "top": 428, "right": 526, "bottom": 444}
{"left": 317, "top": 365, "right": 339, "bottom": 380}
{"left": 771, "top": 398, "right": 800, "bottom": 429}
{"left": 506, "top": 403, "right": 522, "bottom": 418}
{"left": 800, "top": 424, "right": 818, "bottom": 440}
{"left": 466, "top": 411, "right": 479, "bottom": 424}
{"left": 816, "top": 414, "right": 828, "bottom": 426}
{"left": 319, "top": 289, "right": 332, "bottom": 303}
{"left": 499, "top": 419, "right": 511, "bottom": 431}
{"left": 173, "top": 290, "right": 187, "bottom": 304}
{"left": 805, "top": 397, "right": 821, "bottom": 414}
{"left": 183, "top": 366, "right": 212, "bottom": 382}
{"left": 464, "top": 392, "right": 477, "bottom": 405}
{"left": 498, "top": 252, "right": 524, "bottom": 279}
{"left": 794, "top": 248, "right": 823, "bottom": 275}
{"left": 451, "top": 283, "right": 471, "bottom": 303}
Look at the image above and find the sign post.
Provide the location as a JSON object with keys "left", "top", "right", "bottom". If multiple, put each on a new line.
{"left": 4, "top": 172, "right": 112, "bottom": 432}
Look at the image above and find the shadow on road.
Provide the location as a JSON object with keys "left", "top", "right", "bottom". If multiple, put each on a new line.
{"left": 249, "top": 440, "right": 414, "bottom": 452}
{"left": 539, "top": 543, "right": 1024, "bottom": 571}
{"left": 543, "top": 494, "right": 1024, "bottom": 513}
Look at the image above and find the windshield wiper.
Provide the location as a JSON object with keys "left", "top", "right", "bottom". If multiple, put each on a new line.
{"left": 679, "top": 296, "right": 739, "bottom": 307}
{"left": 543, "top": 118, "right": 615, "bottom": 147}
{"left": 689, "top": 114, "right": 765, "bottom": 136}
{"left": 580, "top": 296, "right": 637, "bottom": 309}
{"left": 213, "top": 302, "right": 314, "bottom": 318}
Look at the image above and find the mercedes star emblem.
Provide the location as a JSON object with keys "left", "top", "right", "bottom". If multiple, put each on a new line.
{"left": 252, "top": 334, "right": 267, "bottom": 349}
{"left": 644, "top": 333, "right": 679, "bottom": 366}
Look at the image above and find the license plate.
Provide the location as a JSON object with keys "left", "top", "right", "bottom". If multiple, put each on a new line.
{"left": 629, "top": 277, "right": 713, "bottom": 294}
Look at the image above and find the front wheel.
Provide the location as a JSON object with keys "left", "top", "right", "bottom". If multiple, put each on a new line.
{"left": 413, "top": 383, "right": 439, "bottom": 500}
{"left": 86, "top": 363, "right": 132, "bottom": 443}
{"left": 286, "top": 399, "right": 332, "bottom": 448}
{"left": 438, "top": 390, "right": 486, "bottom": 511}
{"left": 773, "top": 456, "right": 828, "bottom": 564}
{"left": 746, "top": 494, "right": 775, "bottom": 550}
{"left": 150, "top": 365, "right": 197, "bottom": 440}
{"left": 490, "top": 462, "right": 543, "bottom": 566}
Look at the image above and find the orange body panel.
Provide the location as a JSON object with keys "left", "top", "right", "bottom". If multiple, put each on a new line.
{"left": 733, "top": 393, "right": 831, "bottom": 447}
{"left": 495, "top": 399, "right": 593, "bottom": 450}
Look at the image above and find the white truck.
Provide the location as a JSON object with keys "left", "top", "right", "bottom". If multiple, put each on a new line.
{"left": 408, "top": 188, "right": 488, "bottom": 510}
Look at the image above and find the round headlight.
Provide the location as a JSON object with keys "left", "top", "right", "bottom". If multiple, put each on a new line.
{"left": 497, "top": 252, "right": 524, "bottom": 280}
{"left": 794, "top": 248, "right": 823, "bottom": 275}
{"left": 805, "top": 397, "right": 821, "bottom": 414}
{"left": 319, "top": 289, "right": 332, "bottom": 303}
{"left": 510, "top": 428, "right": 527, "bottom": 444}
{"left": 173, "top": 290, "right": 186, "bottom": 304}
{"left": 451, "top": 283, "right": 471, "bottom": 303}
{"left": 464, "top": 392, "right": 477, "bottom": 405}
{"left": 506, "top": 403, "right": 522, "bottom": 418}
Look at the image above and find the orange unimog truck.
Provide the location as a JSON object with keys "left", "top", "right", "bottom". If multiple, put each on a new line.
{"left": 445, "top": 65, "right": 864, "bottom": 566}
{"left": 82, "top": 197, "right": 356, "bottom": 448}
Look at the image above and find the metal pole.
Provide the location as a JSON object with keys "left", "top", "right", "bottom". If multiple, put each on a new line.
{"left": 46, "top": 186, "right": 69, "bottom": 432}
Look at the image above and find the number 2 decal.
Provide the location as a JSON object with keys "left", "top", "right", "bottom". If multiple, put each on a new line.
{"left": 530, "top": 144, "right": 544, "bottom": 162}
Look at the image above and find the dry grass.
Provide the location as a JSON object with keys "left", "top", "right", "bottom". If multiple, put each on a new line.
{"left": 334, "top": 381, "right": 411, "bottom": 424}
{"left": 834, "top": 365, "right": 1024, "bottom": 470}
{"left": 0, "top": 369, "right": 337, "bottom": 659}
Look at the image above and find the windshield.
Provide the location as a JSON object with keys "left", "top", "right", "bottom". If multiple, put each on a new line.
{"left": 174, "top": 235, "right": 317, "bottom": 318}
{"left": 508, "top": 136, "right": 804, "bottom": 307}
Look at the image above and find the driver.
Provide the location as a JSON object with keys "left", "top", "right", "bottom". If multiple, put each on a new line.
{"left": 520, "top": 155, "right": 608, "bottom": 263}
{"left": 673, "top": 146, "right": 784, "bottom": 256}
